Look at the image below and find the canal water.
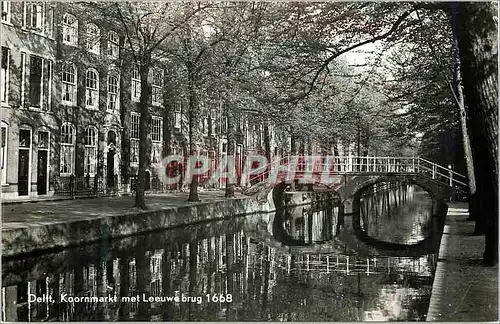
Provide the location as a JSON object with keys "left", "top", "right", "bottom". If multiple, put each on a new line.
{"left": 1, "top": 183, "right": 443, "bottom": 321}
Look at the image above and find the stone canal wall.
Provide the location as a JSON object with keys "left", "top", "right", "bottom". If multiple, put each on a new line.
{"left": 2, "top": 195, "right": 275, "bottom": 258}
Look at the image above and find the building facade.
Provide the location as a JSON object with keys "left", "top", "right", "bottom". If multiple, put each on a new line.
{"left": 1, "top": 2, "right": 289, "bottom": 200}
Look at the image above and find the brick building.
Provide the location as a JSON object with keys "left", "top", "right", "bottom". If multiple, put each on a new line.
{"left": 1, "top": 2, "right": 287, "bottom": 200}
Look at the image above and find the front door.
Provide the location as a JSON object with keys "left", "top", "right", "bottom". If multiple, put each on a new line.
{"left": 37, "top": 150, "right": 48, "bottom": 195}
{"left": 18, "top": 150, "right": 29, "bottom": 196}
{"left": 107, "top": 149, "right": 115, "bottom": 189}
{"left": 18, "top": 129, "right": 31, "bottom": 196}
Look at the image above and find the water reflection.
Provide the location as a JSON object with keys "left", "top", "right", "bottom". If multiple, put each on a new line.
{"left": 274, "top": 202, "right": 341, "bottom": 246}
{"left": 359, "top": 183, "right": 433, "bottom": 245}
{"left": 2, "top": 184, "right": 442, "bottom": 322}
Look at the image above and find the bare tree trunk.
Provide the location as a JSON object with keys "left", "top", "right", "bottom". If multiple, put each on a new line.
{"left": 134, "top": 60, "right": 152, "bottom": 210}
{"left": 187, "top": 71, "right": 199, "bottom": 202}
{"left": 163, "top": 77, "right": 175, "bottom": 158}
{"left": 456, "top": 81, "right": 477, "bottom": 222}
{"left": 225, "top": 99, "right": 236, "bottom": 198}
{"left": 455, "top": 2, "right": 498, "bottom": 265}
{"left": 290, "top": 131, "right": 297, "bottom": 190}
{"left": 263, "top": 119, "right": 272, "bottom": 162}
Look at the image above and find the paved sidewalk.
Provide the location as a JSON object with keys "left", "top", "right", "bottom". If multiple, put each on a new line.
{"left": 1, "top": 191, "right": 241, "bottom": 230}
{"left": 426, "top": 202, "right": 498, "bottom": 322}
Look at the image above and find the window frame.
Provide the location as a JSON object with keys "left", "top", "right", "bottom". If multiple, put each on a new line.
{"left": 107, "top": 31, "right": 119, "bottom": 59}
{"left": 151, "top": 68, "right": 163, "bottom": 106}
{"left": 130, "top": 112, "right": 140, "bottom": 164}
{"left": 151, "top": 116, "right": 162, "bottom": 143}
{"left": 1, "top": 121, "right": 8, "bottom": 185}
{"left": 131, "top": 65, "right": 140, "bottom": 102}
{"left": 130, "top": 112, "right": 140, "bottom": 140}
{"left": 107, "top": 69, "right": 119, "bottom": 112}
{"left": 30, "top": 2, "right": 44, "bottom": 31}
{"left": 86, "top": 23, "right": 100, "bottom": 55}
{"left": 44, "top": 5, "right": 54, "bottom": 38}
{"left": 61, "top": 63, "right": 77, "bottom": 106}
{"left": 29, "top": 54, "right": 43, "bottom": 109}
{"left": 62, "top": 13, "right": 78, "bottom": 46}
{"left": 60, "top": 122, "right": 76, "bottom": 176}
{"left": 1, "top": 1, "right": 11, "bottom": 24}
{"left": 1, "top": 46, "right": 9, "bottom": 105}
{"left": 85, "top": 68, "right": 99, "bottom": 110}
{"left": 84, "top": 126, "right": 98, "bottom": 176}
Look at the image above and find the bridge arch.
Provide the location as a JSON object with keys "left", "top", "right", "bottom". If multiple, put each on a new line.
{"left": 335, "top": 174, "right": 452, "bottom": 214}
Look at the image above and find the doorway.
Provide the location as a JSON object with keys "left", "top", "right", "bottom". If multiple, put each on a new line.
{"left": 37, "top": 130, "right": 49, "bottom": 195}
{"left": 18, "top": 129, "right": 31, "bottom": 196}
{"left": 37, "top": 151, "right": 47, "bottom": 195}
{"left": 107, "top": 148, "right": 115, "bottom": 189}
{"left": 107, "top": 130, "right": 117, "bottom": 190}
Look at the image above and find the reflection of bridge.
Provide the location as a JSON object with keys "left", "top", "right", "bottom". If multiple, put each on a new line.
{"left": 1, "top": 210, "right": 434, "bottom": 322}
{"left": 244, "top": 156, "right": 468, "bottom": 212}
{"left": 268, "top": 202, "right": 446, "bottom": 258}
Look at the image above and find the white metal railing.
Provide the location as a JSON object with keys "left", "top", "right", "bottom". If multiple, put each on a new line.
{"left": 242, "top": 155, "right": 468, "bottom": 191}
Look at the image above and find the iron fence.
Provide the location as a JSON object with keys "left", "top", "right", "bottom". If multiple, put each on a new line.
{"left": 53, "top": 175, "right": 110, "bottom": 197}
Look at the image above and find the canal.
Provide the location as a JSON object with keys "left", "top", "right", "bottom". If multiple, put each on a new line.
{"left": 1, "top": 183, "right": 443, "bottom": 321}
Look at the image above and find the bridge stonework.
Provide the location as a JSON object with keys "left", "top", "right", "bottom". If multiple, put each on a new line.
{"left": 259, "top": 173, "right": 454, "bottom": 213}
{"left": 332, "top": 173, "right": 454, "bottom": 214}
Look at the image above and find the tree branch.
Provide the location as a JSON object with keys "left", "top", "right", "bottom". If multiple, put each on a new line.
{"left": 304, "top": 8, "right": 417, "bottom": 98}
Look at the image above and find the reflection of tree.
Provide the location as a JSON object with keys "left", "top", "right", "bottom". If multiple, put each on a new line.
{"left": 360, "top": 184, "right": 432, "bottom": 245}
{"left": 2, "top": 212, "right": 436, "bottom": 322}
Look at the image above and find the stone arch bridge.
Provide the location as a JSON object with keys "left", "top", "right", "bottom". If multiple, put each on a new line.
{"left": 243, "top": 156, "right": 467, "bottom": 213}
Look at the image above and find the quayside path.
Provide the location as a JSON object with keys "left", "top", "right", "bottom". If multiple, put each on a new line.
{"left": 426, "top": 202, "right": 498, "bottom": 322}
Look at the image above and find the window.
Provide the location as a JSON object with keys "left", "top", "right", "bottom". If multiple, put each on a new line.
{"left": 45, "top": 6, "right": 54, "bottom": 37}
{"left": 151, "top": 68, "right": 163, "bottom": 105}
{"left": 30, "top": 3, "right": 43, "bottom": 30}
{"left": 151, "top": 116, "right": 162, "bottom": 142}
{"left": 107, "top": 70, "right": 119, "bottom": 111}
{"left": 29, "top": 55, "right": 43, "bottom": 108}
{"left": 62, "top": 13, "right": 78, "bottom": 46}
{"left": 174, "top": 102, "right": 181, "bottom": 129}
{"left": 86, "top": 23, "right": 100, "bottom": 54}
{"left": 130, "top": 140, "right": 139, "bottom": 164}
{"left": 1, "top": 121, "right": 7, "bottom": 184}
{"left": 131, "top": 112, "right": 140, "bottom": 139}
{"left": 108, "top": 31, "right": 119, "bottom": 59}
{"left": 84, "top": 126, "right": 97, "bottom": 175}
{"left": 1, "top": 47, "right": 9, "bottom": 104}
{"left": 151, "top": 116, "right": 163, "bottom": 164}
{"left": 62, "top": 64, "right": 76, "bottom": 106}
{"left": 20, "top": 52, "right": 25, "bottom": 107}
{"left": 130, "top": 113, "right": 139, "bottom": 164}
{"left": 46, "top": 60, "right": 52, "bottom": 111}
{"left": 131, "top": 65, "right": 140, "bottom": 102}
{"left": 1, "top": 1, "right": 11, "bottom": 24}
{"left": 38, "top": 130, "right": 48, "bottom": 149}
{"left": 60, "top": 122, "right": 75, "bottom": 175}
{"left": 85, "top": 69, "right": 98, "bottom": 109}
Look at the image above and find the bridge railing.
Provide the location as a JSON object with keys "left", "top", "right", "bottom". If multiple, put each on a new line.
{"left": 242, "top": 155, "right": 468, "bottom": 191}
{"left": 416, "top": 157, "right": 468, "bottom": 187}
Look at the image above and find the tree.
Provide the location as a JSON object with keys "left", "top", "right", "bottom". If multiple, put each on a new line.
{"left": 453, "top": 2, "right": 498, "bottom": 265}
{"left": 104, "top": 2, "right": 208, "bottom": 208}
